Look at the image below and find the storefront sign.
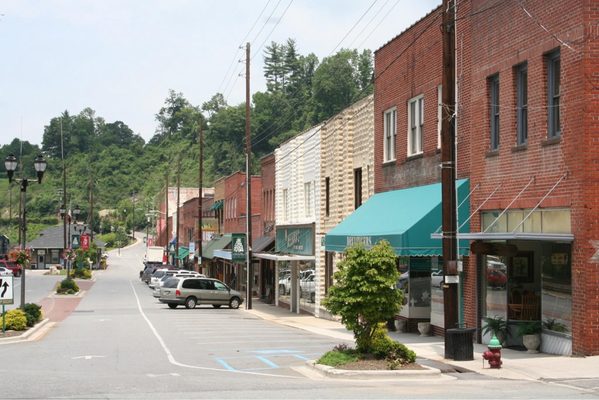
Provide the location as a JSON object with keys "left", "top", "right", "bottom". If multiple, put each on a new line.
{"left": 231, "top": 233, "right": 247, "bottom": 262}
{"left": 275, "top": 226, "right": 314, "bottom": 256}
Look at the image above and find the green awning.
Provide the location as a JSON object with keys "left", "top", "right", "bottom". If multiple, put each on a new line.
{"left": 201, "top": 234, "right": 231, "bottom": 260}
{"left": 175, "top": 246, "right": 189, "bottom": 260}
{"left": 324, "top": 179, "right": 470, "bottom": 256}
{"left": 210, "top": 199, "right": 224, "bottom": 211}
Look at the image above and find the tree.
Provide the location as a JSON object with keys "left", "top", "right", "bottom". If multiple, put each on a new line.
{"left": 323, "top": 241, "right": 403, "bottom": 353}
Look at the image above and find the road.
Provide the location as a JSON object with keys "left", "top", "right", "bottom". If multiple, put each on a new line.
{"left": 0, "top": 240, "right": 595, "bottom": 399}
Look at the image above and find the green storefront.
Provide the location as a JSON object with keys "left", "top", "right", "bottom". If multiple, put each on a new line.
{"left": 324, "top": 180, "right": 470, "bottom": 331}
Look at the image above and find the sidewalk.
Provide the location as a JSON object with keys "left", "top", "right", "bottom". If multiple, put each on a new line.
{"left": 246, "top": 301, "right": 599, "bottom": 382}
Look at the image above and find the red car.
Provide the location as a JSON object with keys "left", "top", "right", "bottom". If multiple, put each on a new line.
{"left": 0, "top": 259, "right": 22, "bottom": 277}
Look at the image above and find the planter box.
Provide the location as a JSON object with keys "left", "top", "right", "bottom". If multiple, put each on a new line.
{"left": 541, "top": 330, "right": 571, "bottom": 356}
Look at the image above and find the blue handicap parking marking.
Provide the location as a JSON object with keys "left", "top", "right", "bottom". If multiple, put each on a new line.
{"left": 255, "top": 356, "right": 279, "bottom": 368}
{"left": 212, "top": 349, "right": 311, "bottom": 372}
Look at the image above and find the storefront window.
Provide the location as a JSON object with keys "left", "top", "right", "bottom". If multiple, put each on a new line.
{"left": 299, "top": 261, "right": 316, "bottom": 314}
{"left": 430, "top": 256, "right": 444, "bottom": 328}
{"left": 482, "top": 209, "right": 570, "bottom": 234}
{"left": 542, "top": 210, "right": 571, "bottom": 234}
{"left": 483, "top": 255, "right": 508, "bottom": 320}
{"left": 541, "top": 244, "right": 572, "bottom": 334}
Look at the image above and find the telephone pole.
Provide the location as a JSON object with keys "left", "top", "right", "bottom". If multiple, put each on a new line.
{"left": 441, "top": 0, "right": 458, "bottom": 337}
{"left": 61, "top": 119, "right": 68, "bottom": 273}
{"left": 88, "top": 175, "right": 94, "bottom": 242}
{"left": 165, "top": 172, "right": 169, "bottom": 263}
{"left": 197, "top": 122, "right": 204, "bottom": 273}
{"left": 175, "top": 158, "right": 181, "bottom": 268}
{"left": 245, "top": 42, "right": 253, "bottom": 310}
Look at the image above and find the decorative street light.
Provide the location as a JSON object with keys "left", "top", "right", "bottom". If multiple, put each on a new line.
{"left": 4, "top": 153, "right": 47, "bottom": 308}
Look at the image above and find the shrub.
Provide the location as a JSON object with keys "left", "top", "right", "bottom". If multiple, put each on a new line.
{"left": 386, "top": 342, "right": 417, "bottom": 369}
{"left": 317, "top": 348, "right": 359, "bottom": 367}
{"left": 4, "top": 309, "right": 27, "bottom": 331}
{"left": 72, "top": 268, "right": 92, "bottom": 279}
{"left": 323, "top": 240, "right": 403, "bottom": 353}
{"left": 23, "top": 303, "right": 42, "bottom": 327}
{"left": 57, "top": 278, "right": 79, "bottom": 294}
{"left": 517, "top": 321, "right": 542, "bottom": 336}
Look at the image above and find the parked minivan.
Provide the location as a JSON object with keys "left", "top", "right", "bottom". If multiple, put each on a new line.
{"left": 159, "top": 277, "right": 243, "bottom": 309}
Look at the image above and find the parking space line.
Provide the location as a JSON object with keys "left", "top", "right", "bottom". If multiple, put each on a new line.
{"left": 255, "top": 356, "right": 279, "bottom": 369}
{"left": 130, "top": 280, "right": 298, "bottom": 379}
{"left": 292, "top": 354, "right": 309, "bottom": 361}
{"left": 215, "top": 358, "right": 237, "bottom": 371}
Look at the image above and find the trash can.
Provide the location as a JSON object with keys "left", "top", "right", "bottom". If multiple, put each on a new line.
{"left": 445, "top": 328, "right": 476, "bottom": 360}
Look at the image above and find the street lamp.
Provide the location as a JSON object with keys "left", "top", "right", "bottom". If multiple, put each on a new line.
{"left": 61, "top": 204, "right": 81, "bottom": 278}
{"left": 4, "top": 153, "right": 47, "bottom": 309}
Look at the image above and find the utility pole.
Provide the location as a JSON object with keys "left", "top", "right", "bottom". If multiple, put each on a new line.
{"left": 245, "top": 42, "right": 253, "bottom": 310}
{"left": 88, "top": 176, "right": 94, "bottom": 242}
{"left": 61, "top": 119, "right": 68, "bottom": 274}
{"left": 441, "top": 0, "right": 458, "bottom": 338}
{"left": 197, "top": 122, "right": 204, "bottom": 273}
{"left": 165, "top": 173, "right": 169, "bottom": 264}
{"left": 175, "top": 158, "right": 181, "bottom": 268}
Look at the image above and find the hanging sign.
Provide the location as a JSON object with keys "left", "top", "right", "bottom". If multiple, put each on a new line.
{"left": 231, "top": 233, "right": 247, "bottom": 262}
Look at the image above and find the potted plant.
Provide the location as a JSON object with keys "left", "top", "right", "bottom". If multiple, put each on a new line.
{"left": 482, "top": 316, "right": 508, "bottom": 345}
{"left": 517, "top": 321, "right": 542, "bottom": 353}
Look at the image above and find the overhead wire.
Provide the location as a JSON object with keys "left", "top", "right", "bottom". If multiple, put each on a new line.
{"left": 250, "top": 0, "right": 383, "bottom": 148}
{"left": 217, "top": 0, "right": 274, "bottom": 96}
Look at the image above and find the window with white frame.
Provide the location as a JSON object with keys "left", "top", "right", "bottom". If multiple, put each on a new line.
{"left": 408, "top": 95, "right": 424, "bottom": 156}
{"left": 383, "top": 108, "right": 396, "bottom": 162}
{"left": 437, "top": 85, "right": 442, "bottom": 149}
{"left": 304, "top": 181, "right": 312, "bottom": 217}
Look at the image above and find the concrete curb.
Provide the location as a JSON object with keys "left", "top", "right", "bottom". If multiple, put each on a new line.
{"left": 308, "top": 360, "right": 444, "bottom": 379}
{"left": 0, "top": 318, "right": 50, "bottom": 344}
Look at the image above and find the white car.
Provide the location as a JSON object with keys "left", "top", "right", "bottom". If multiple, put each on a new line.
{"left": 0, "top": 266, "right": 14, "bottom": 277}
{"left": 300, "top": 273, "right": 316, "bottom": 303}
{"left": 431, "top": 270, "right": 444, "bottom": 288}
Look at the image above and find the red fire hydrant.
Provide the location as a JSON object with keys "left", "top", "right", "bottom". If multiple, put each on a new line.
{"left": 482, "top": 335, "right": 502, "bottom": 368}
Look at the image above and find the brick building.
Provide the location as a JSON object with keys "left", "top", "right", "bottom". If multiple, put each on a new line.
{"left": 326, "top": 0, "right": 597, "bottom": 355}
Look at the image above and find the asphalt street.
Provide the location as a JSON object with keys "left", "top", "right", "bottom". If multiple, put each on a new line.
{"left": 0, "top": 240, "right": 595, "bottom": 399}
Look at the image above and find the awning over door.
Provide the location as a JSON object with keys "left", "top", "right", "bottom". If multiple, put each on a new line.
{"left": 324, "top": 179, "right": 470, "bottom": 256}
{"left": 201, "top": 234, "right": 231, "bottom": 260}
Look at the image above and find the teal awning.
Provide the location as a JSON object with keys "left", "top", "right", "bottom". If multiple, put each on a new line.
{"left": 202, "top": 234, "right": 231, "bottom": 260}
{"left": 175, "top": 246, "right": 189, "bottom": 260}
{"left": 324, "top": 179, "right": 470, "bottom": 256}
{"left": 210, "top": 199, "right": 224, "bottom": 211}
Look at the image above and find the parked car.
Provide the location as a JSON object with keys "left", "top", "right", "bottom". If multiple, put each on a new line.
{"left": 152, "top": 271, "right": 205, "bottom": 298}
{"left": 0, "top": 266, "right": 14, "bottom": 277}
{"left": 431, "top": 270, "right": 444, "bottom": 288}
{"left": 300, "top": 273, "right": 316, "bottom": 303}
{"left": 159, "top": 277, "right": 243, "bottom": 309}
{"left": 278, "top": 271, "right": 291, "bottom": 295}
{"left": 0, "top": 259, "right": 22, "bottom": 277}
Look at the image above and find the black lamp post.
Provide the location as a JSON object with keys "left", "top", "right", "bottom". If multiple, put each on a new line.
{"left": 4, "top": 153, "right": 47, "bottom": 308}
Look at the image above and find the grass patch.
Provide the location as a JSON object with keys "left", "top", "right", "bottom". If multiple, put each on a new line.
{"left": 317, "top": 349, "right": 359, "bottom": 367}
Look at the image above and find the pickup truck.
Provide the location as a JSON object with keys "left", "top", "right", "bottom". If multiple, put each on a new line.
{"left": 0, "top": 259, "right": 22, "bottom": 277}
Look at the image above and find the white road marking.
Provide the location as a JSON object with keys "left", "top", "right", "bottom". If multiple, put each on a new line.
{"left": 72, "top": 355, "right": 105, "bottom": 360}
{"left": 129, "top": 280, "right": 298, "bottom": 379}
{"left": 146, "top": 373, "right": 180, "bottom": 377}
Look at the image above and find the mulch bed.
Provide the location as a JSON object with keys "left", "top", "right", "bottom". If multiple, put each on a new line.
{"left": 339, "top": 358, "right": 426, "bottom": 371}
{"left": 0, "top": 329, "right": 26, "bottom": 338}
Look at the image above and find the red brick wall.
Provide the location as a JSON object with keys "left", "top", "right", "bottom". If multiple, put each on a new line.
{"left": 260, "top": 154, "right": 276, "bottom": 237}
{"left": 374, "top": 5, "right": 470, "bottom": 192}
{"left": 223, "top": 172, "right": 263, "bottom": 241}
{"left": 464, "top": 0, "right": 592, "bottom": 354}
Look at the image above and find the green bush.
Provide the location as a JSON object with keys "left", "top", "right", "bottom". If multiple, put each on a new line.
{"left": 317, "top": 349, "right": 359, "bottom": 367}
{"left": 23, "top": 303, "right": 42, "bottom": 327}
{"left": 57, "top": 278, "right": 79, "bottom": 294}
{"left": 72, "top": 268, "right": 92, "bottom": 279}
{"left": 323, "top": 240, "right": 403, "bottom": 353}
{"left": 4, "top": 309, "right": 27, "bottom": 331}
{"left": 386, "top": 342, "right": 417, "bottom": 369}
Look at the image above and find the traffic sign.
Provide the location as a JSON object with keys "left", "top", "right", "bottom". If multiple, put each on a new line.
{"left": 72, "top": 234, "right": 81, "bottom": 249}
{"left": 0, "top": 276, "right": 14, "bottom": 305}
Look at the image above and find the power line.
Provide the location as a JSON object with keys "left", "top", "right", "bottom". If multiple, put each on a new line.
{"left": 251, "top": 0, "right": 294, "bottom": 61}
{"left": 329, "top": 0, "right": 379, "bottom": 55}
{"left": 217, "top": 0, "right": 274, "bottom": 96}
{"left": 346, "top": 0, "right": 393, "bottom": 49}
{"left": 356, "top": 0, "right": 402, "bottom": 49}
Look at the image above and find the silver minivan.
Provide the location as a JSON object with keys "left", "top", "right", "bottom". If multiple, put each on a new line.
{"left": 159, "top": 277, "right": 243, "bottom": 309}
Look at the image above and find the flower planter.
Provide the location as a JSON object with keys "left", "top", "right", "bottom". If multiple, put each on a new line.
{"left": 522, "top": 333, "right": 541, "bottom": 353}
{"left": 417, "top": 322, "right": 431, "bottom": 336}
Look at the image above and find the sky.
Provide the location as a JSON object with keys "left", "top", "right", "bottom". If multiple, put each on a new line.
{"left": 0, "top": 0, "right": 440, "bottom": 147}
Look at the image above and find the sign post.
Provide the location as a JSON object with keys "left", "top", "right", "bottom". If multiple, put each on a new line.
{"left": 0, "top": 276, "right": 14, "bottom": 333}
